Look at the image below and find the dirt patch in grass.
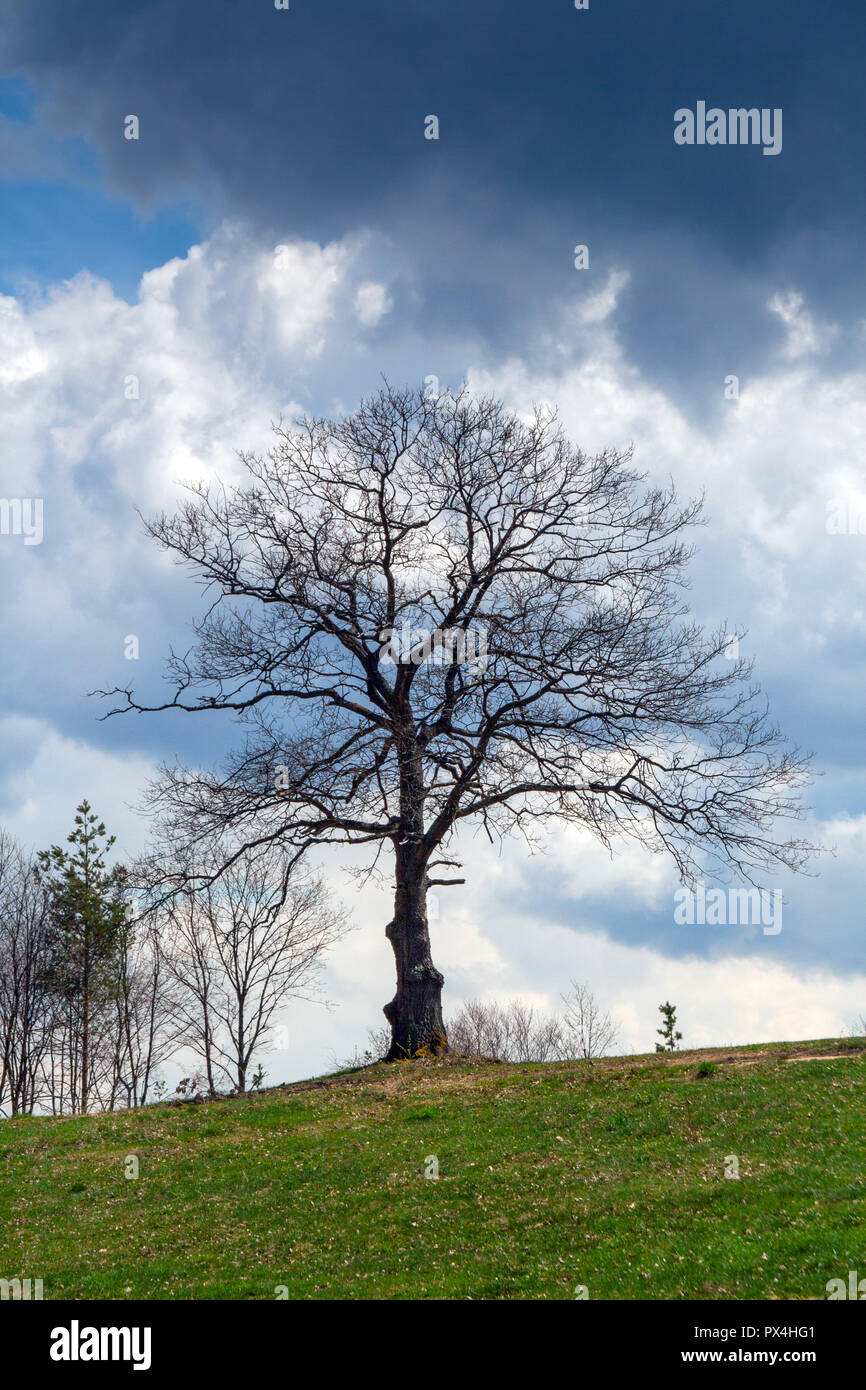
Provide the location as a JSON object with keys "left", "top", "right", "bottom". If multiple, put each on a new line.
{"left": 784, "top": 1053, "right": 855, "bottom": 1063}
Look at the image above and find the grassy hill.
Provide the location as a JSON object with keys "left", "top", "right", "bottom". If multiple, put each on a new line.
{"left": 2, "top": 1037, "right": 865, "bottom": 1300}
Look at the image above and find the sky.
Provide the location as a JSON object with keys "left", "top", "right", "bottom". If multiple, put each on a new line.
{"left": 1, "top": 0, "right": 865, "bottom": 1084}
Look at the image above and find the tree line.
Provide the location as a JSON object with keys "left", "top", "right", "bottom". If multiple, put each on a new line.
{"left": 0, "top": 794, "right": 687, "bottom": 1118}
{"left": 0, "top": 801, "right": 347, "bottom": 1117}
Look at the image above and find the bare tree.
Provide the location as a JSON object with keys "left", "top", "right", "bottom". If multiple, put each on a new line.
{"left": 0, "top": 833, "right": 54, "bottom": 1116}
{"left": 149, "top": 838, "right": 349, "bottom": 1093}
{"left": 159, "top": 883, "right": 223, "bottom": 1096}
{"left": 108, "top": 913, "right": 183, "bottom": 1109}
{"left": 560, "top": 981, "right": 619, "bottom": 1060}
{"left": 447, "top": 997, "right": 496, "bottom": 1058}
{"left": 101, "top": 384, "right": 816, "bottom": 1060}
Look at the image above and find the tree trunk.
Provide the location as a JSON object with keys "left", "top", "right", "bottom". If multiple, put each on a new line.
{"left": 81, "top": 972, "right": 90, "bottom": 1115}
{"left": 383, "top": 844, "right": 447, "bottom": 1060}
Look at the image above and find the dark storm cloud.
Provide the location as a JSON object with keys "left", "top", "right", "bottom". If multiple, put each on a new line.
{"left": 4, "top": 0, "right": 866, "bottom": 395}
{"left": 0, "top": 0, "right": 855, "bottom": 238}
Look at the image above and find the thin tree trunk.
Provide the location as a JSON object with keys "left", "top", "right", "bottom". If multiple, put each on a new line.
{"left": 237, "top": 1007, "right": 246, "bottom": 1092}
{"left": 81, "top": 976, "right": 90, "bottom": 1114}
{"left": 383, "top": 844, "right": 446, "bottom": 1059}
{"left": 202, "top": 994, "right": 216, "bottom": 1096}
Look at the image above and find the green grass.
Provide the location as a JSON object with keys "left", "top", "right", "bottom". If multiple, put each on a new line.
{"left": 1, "top": 1037, "right": 865, "bottom": 1300}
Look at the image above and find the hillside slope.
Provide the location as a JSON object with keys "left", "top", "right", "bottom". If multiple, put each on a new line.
{"left": 1, "top": 1038, "right": 865, "bottom": 1300}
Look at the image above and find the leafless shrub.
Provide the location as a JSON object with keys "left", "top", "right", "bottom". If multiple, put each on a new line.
{"left": 446, "top": 984, "right": 617, "bottom": 1063}
{"left": 560, "top": 981, "right": 620, "bottom": 1060}
{"left": 335, "top": 1026, "right": 391, "bottom": 1070}
{"left": 532, "top": 1015, "right": 567, "bottom": 1062}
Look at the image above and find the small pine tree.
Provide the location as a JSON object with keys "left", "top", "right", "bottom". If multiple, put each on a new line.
{"left": 655, "top": 1000, "right": 682, "bottom": 1053}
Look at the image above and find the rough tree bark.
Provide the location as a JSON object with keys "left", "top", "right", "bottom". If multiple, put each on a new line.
{"left": 383, "top": 843, "right": 446, "bottom": 1059}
